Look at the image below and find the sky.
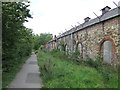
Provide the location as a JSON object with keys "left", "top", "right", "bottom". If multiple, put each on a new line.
{"left": 24, "top": 0, "right": 120, "bottom": 36}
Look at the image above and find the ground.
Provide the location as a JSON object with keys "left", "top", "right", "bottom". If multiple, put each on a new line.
{"left": 8, "top": 52, "right": 42, "bottom": 88}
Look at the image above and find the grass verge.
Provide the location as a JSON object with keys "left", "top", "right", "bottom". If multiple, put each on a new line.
{"left": 2, "top": 55, "right": 30, "bottom": 88}
{"left": 37, "top": 50, "right": 118, "bottom": 88}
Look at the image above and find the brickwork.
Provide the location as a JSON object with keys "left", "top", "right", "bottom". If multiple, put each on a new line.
{"left": 46, "top": 7, "right": 120, "bottom": 65}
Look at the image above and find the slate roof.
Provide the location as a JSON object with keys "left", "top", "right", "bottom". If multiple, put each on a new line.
{"left": 49, "top": 7, "right": 120, "bottom": 43}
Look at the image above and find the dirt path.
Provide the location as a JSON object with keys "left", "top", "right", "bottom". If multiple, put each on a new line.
{"left": 8, "top": 52, "right": 42, "bottom": 88}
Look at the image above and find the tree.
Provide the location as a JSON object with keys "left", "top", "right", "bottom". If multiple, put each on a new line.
{"left": 2, "top": 2, "right": 33, "bottom": 72}
{"left": 33, "top": 33, "right": 53, "bottom": 50}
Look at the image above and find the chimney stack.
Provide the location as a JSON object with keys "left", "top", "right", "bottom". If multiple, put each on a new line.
{"left": 84, "top": 17, "right": 91, "bottom": 22}
{"left": 101, "top": 6, "right": 111, "bottom": 15}
{"left": 118, "top": 1, "right": 120, "bottom": 7}
{"left": 54, "top": 35, "right": 56, "bottom": 39}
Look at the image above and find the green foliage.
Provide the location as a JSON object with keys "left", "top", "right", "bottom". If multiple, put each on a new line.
{"left": 58, "top": 41, "right": 65, "bottom": 51}
{"left": 83, "top": 53, "right": 103, "bottom": 69}
{"left": 83, "top": 57, "right": 102, "bottom": 69}
{"left": 37, "top": 50, "right": 118, "bottom": 88}
{"left": 2, "top": 2, "right": 33, "bottom": 88}
{"left": 39, "top": 45, "right": 45, "bottom": 50}
{"left": 33, "top": 33, "right": 52, "bottom": 50}
{"left": 2, "top": 2, "right": 33, "bottom": 61}
{"left": 70, "top": 52, "right": 118, "bottom": 85}
{"left": 68, "top": 50, "right": 81, "bottom": 64}
{"left": 2, "top": 56, "right": 30, "bottom": 88}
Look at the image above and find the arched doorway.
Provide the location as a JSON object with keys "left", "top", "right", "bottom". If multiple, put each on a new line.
{"left": 76, "top": 43, "right": 83, "bottom": 58}
{"left": 103, "top": 40, "right": 112, "bottom": 63}
{"left": 58, "top": 45, "right": 62, "bottom": 51}
{"left": 65, "top": 44, "right": 69, "bottom": 55}
{"left": 100, "top": 37, "right": 115, "bottom": 64}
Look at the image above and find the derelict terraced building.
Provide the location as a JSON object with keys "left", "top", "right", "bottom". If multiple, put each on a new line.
{"left": 46, "top": 6, "right": 120, "bottom": 65}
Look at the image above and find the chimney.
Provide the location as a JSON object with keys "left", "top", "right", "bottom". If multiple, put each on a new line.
{"left": 118, "top": 1, "right": 120, "bottom": 7}
{"left": 84, "top": 17, "right": 91, "bottom": 22}
{"left": 54, "top": 35, "right": 57, "bottom": 39}
{"left": 101, "top": 6, "right": 111, "bottom": 15}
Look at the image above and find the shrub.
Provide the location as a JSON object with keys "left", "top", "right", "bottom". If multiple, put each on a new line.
{"left": 37, "top": 51, "right": 106, "bottom": 88}
{"left": 39, "top": 59, "right": 55, "bottom": 81}
{"left": 39, "top": 45, "right": 45, "bottom": 50}
{"left": 37, "top": 50, "right": 118, "bottom": 88}
{"left": 50, "top": 49, "right": 68, "bottom": 60}
{"left": 35, "top": 50, "right": 38, "bottom": 54}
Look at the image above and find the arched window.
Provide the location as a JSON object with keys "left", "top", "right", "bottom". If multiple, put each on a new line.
{"left": 58, "top": 45, "right": 62, "bottom": 51}
{"left": 99, "top": 37, "right": 116, "bottom": 64}
{"left": 65, "top": 44, "right": 69, "bottom": 55}
{"left": 102, "top": 40, "right": 112, "bottom": 63}
{"left": 77, "top": 43, "right": 83, "bottom": 57}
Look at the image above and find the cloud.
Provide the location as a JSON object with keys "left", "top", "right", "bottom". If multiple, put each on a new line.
{"left": 24, "top": 0, "right": 120, "bottom": 35}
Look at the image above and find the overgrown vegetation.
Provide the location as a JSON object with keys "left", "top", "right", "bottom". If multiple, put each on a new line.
{"left": 2, "top": 2, "right": 119, "bottom": 89}
{"left": 2, "top": 2, "right": 53, "bottom": 88}
{"left": 2, "top": 2, "right": 33, "bottom": 88}
{"left": 37, "top": 49, "right": 118, "bottom": 88}
{"left": 2, "top": 56, "right": 30, "bottom": 88}
{"left": 33, "top": 33, "right": 52, "bottom": 51}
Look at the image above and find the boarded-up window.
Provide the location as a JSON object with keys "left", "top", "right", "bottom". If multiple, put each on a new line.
{"left": 58, "top": 45, "right": 62, "bottom": 51}
{"left": 78, "top": 43, "right": 82, "bottom": 55}
{"left": 65, "top": 45, "right": 69, "bottom": 54}
{"left": 103, "top": 40, "right": 112, "bottom": 63}
{"left": 77, "top": 43, "right": 83, "bottom": 57}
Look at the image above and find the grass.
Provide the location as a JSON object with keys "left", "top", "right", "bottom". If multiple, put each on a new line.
{"left": 0, "top": 64, "right": 2, "bottom": 90}
{"left": 37, "top": 50, "right": 118, "bottom": 88}
{"left": 2, "top": 55, "right": 30, "bottom": 88}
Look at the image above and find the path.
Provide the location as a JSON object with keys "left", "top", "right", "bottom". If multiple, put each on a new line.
{"left": 8, "top": 52, "right": 42, "bottom": 88}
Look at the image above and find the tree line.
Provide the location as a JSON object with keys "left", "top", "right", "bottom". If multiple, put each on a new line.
{"left": 2, "top": 2, "right": 52, "bottom": 73}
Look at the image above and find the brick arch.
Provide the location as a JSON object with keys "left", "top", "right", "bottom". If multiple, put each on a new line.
{"left": 76, "top": 42, "right": 83, "bottom": 58}
{"left": 99, "top": 37, "right": 116, "bottom": 64}
{"left": 58, "top": 41, "right": 65, "bottom": 51}
{"left": 76, "top": 42, "right": 83, "bottom": 49}
{"left": 99, "top": 37, "right": 116, "bottom": 52}
{"left": 57, "top": 44, "right": 62, "bottom": 51}
{"left": 64, "top": 43, "right": 70, "bottom": 55}
{"left": 64, "top": 43, "right": 68, "bottom": 51}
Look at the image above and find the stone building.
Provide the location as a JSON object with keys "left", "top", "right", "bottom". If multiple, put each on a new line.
{"left": 46, "top": 6, "right": 120, "bottom": 65}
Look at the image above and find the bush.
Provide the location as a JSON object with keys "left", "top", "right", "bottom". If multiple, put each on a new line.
{"left": 35, "top": 50, "right": 38, "bottom": 54}
{"left": 37, "top": 50, "right": 118, "bottom": 88}
{"left": 83, "top": 57, "right": 102, "bottom": 69}
{"left": 50, "top": 49, "right": 67, "bottom": 60}
{"left": 81, "top": 55, "right": 118, "bottom": 85}
{"left": 40, "top": 59, "right": 55, "bottom": 81}
{"left": 68, "top": 50, "right": 81, "bottom": 65}
{"left": 37, "top": 51, "right": 106, "bottom": 88}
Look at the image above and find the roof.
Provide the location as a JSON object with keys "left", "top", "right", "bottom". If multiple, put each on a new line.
{"left": 50, "top": 7, "right": 120, "bottom": 41}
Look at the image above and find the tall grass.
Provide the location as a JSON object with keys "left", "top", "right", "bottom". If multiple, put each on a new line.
{"left": 37, "top": 50, "right": 118, "bottom": 88}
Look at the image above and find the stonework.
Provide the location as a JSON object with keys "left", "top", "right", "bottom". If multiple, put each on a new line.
{"left": 46, "top": 6, "right": 120, "bottom": 65}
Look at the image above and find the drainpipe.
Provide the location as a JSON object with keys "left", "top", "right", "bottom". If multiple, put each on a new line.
{"left": 85, "top": 28, "right": 88, "bottom": 58}
{"left": 56, "top": 38, "right": 58, "bottom": 49}
{"left": 54, "top": 35, "right": 58, "bottom": 49}
{"left": 70, "top": 33, "right": 74, "bottom": 55}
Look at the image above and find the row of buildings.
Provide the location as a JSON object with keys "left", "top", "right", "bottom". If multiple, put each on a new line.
{"left": 45, "top": 5, "right": 120, "bottom": 66}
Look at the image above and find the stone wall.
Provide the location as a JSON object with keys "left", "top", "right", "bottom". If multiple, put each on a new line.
{"left": 46, "top": 11, "right": 120, "bottom": 65}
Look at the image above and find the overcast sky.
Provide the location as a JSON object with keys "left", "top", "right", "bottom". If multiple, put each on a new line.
{"left": 24, "top": 0, "right": 120, "bottom": 36}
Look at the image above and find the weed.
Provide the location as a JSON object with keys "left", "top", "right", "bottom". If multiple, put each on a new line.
{"left": 37, "top": 50, "right": 118, "bottom": 88}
